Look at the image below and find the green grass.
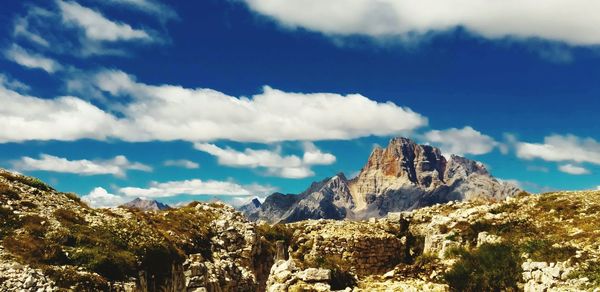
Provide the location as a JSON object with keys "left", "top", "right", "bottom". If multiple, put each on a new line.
{"left": 444, "top": 243, "right": 521, "bottom": 292}
{"left": 521, "top": 239, "right": 576, "bottom": 262}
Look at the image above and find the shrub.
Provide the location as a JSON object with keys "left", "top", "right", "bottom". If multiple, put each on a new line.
{"left": 256, "top": 223, "right": 294, "bottom": 245}
{"left": 62, "top": 192, "right": 89, "bottom": 208}
{"left": 0, "top": 172, "right": 52, "bottom": 191}
{"left": 44, "top": 266, "right": 109, "bottom": 291}
{"left": 21, "top": 215, "right": 46, "bottom": 237}
{"left": 0, "top": 207, "right": 21, "bottom": 238}
{"left": 570, "top": 261, "right": 600, "bottom": 287}
{"left": 521, "top": 239, "right": 576, "bottom": 262}
{"left": 54, "top": 208, "right": 85, "bottom": 225}
{"left": 71, "top": 248, "right": 137, "bottom": 281}
{"left": 443, "top": 243, "right": 521, "bottom": 292}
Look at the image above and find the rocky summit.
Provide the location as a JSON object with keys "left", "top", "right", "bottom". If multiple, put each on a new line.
{"left": 243, "top": 137, "right": 520, "bottom": 223}
{"left": 2, "top": 168, "right": 600, "bottom": 291}
{"left": 120, "top": 198, "right": 171, "bottom": 211}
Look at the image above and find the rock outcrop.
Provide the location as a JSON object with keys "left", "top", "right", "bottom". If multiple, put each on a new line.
{"left": 244, "top": 137, "right": 520, "bottom": 223}
{"left": 2, "top": 168, "right": 599, "bottom": 291}
{"left": 120, "top": 197, "right": 170, "bottom": 211}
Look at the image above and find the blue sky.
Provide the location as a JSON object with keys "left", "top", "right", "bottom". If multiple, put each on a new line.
{"left": 1, "top": 0, "right": 599, "bottom": 207}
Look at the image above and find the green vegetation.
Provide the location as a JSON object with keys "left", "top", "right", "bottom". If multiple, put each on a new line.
{"left": 521, "top": 239, "right": 576, "bottom": 262}
{"left": 0, "top": 172, "right": 53, "bottom": 191}
{"left": 444, "top": 243, "right": 521, "bottom": 292}
{"left": 570, "top": 261, "right": 600, "bottom": 287}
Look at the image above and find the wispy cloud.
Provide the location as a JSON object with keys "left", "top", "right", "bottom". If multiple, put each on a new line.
{"left": 12, "top": 154, "right": 151, "bottom": 177}
{"left": 558, "top": 164, "right": 590, "bottom": 175}
{"left": 57, "top": 0, "right": 152, "bottom": 42}
{"left": 163, "top": 159, "right": 199, "bottom": 169}
{"left": 4, "top": 44, "right": 62, "bottom": 73}
{"left": 102, "top": 0, "right": 178, "bottom": 23}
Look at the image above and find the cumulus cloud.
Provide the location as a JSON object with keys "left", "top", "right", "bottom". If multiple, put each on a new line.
{"left": 194, "top": 142, "right": 335, "bottom": 178}
{"left": 0, "top": 70, "right": 426, "bottom": 144}
{"left": 423, "top": 126, "right": 497, "bottom": 155}
{"left": 516, "top": 135, "right": 600, "bottom": 165}
{"left": 0, "top": 83, "right": 123, "bottom": 143}
{"left": 12, "top": 154, "right": 152, "bottom": 177}
{"left": 242, "top": 0, "right": 600, "bottom": 46}
{"left": 163, "top": 159, "right": 200, "bottom": 169}
{"left": 558, "top": 164, "right": 590, "bottom": 175}
{"left": 92, "top": 69, "right": 427, "bottom": 142}
{"left": 57, "top": 0, "right": 151, "bottom": 42}
{"left": 119, "top": 179, "right": 275, "bottom": 198}
{"left": 81, "top": 187, "right": 128, "bottom": 208}
{"left": 4, "top": 45, "right": 62, "bottom": 73}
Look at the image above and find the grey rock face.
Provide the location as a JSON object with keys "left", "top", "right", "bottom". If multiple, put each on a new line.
{"left": 242, "top": 137, "right": 520, "bottom": 223}
{"left": 120, "top": 197, "right": 170, "bottom": 211}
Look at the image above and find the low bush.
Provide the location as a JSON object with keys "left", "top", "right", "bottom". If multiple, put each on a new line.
{"left": 43, "top": 266, "right": 109, "bottom": 291}
{"left": 521, "top": 239, "right": 576, "bottom": 262}
{"left": 54, "top": 208, "right": 85, "bottom": 225}
{"left": 70, "top": 248, "right": 137, "bottom": 281}
{"left": 570, "top": 261, "right": 600, "bottom": 287}
{"left": 0, "top": 172, "right": 52, "bottom": 191}
{"left": 443, "top": 243, "right": 521, "bottom": 292}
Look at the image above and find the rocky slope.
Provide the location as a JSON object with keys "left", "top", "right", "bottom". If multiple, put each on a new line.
{"left": 244, "top": 137, "right": 520, "bottom": 223}
{"left": 120, "top": 198, "right": 170, "bottom": 211}
{"left": 2, "top": 168, "right": 599, "bottom": 291}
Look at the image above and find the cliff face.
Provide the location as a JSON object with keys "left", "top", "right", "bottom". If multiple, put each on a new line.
{"left": 245, "top": 137, "right": 520, "bottom": 223}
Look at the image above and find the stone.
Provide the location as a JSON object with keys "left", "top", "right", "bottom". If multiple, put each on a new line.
{"left": 297, "top": 268, "right": 331, "bottom": 282}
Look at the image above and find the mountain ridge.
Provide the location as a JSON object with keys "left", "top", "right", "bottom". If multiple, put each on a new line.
{"left": 242, "top": 137, "right": 520, "bottom": 223}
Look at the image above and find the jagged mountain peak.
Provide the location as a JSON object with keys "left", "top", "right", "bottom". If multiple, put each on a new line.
{"left": 120, "top": 197, "right": 170, "bottom": 211}
{"left": 244, "top": 136, "right": 520, "bottom": 223}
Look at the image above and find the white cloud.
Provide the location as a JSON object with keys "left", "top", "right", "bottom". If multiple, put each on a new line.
{"left": 516, "top": 135, "right": 600, "bottom": 165}
{"left": 57, "top": 0, "right": 151, "bottom": 42}
{"left": 12, "top": 154, "right": 151, "bottom": 177}
{"left": 119, "top": 179, "right": 274, "bottom": 198}
{"left": 92, "top": 69, "right": 427, "bottom": 143}
{"left": 194, "top": 142, "right": 335, "bottom": 178}
{"left": 0, "top": 69, "right": 426, "bottom": 144}
{"left": 0, "top": 74, "right": 30, "bottom": 92}
{"left": 81, "top": 187, "right": 128, "bottom": 208}
{"left": 4, "top": 45, "right": 62, "bottom": 73}
{"left": 163, "top": 159, "right": 199, "bottom": 169}
{"left": 102, "top": 0, "right": 178, "bottom": 22}
{"left": 0, "top": 83, "right": 124, "bottom": 143}
{"left": 423, "top": 126, "right": 497, "bottom": 155}
{"left": 558, "top": 164, "right": 590, "bottom": 175}
{"left": 242, "top": 0, "right": 600, "bottom": 46}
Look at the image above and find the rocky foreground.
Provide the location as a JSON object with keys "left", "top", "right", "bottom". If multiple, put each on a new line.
{"left": 1, "top": 169, "right": 600, "bottom": 291}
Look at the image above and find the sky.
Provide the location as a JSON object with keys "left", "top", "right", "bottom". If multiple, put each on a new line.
{"left": 1, "top": 0, "right": 599, "bottom": 207}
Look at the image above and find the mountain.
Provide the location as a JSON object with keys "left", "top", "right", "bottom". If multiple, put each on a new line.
{"left": 1, "top": 168, "right": 598, "bottom": 291}
{"left": 120, "top": 197, "right": 171, "bottom": 211}
{"left": 242, "top": 137, "right": 520, "bottom": 223}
